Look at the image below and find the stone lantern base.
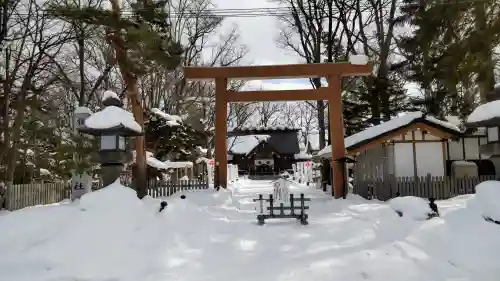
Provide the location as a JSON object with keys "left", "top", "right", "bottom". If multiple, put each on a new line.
{"left": 101, "top": 163, "right": 124, "bottom": 187}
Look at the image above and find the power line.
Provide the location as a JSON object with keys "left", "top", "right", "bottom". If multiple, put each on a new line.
{"left": 10, "top": 0, "right": 498, "bottom": 18}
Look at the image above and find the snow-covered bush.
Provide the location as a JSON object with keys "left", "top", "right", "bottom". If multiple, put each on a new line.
{"left": 389, "top": 196, "right": 438, "bottom": 220}
{"left": 475, "top": 181, "right": 500, "bottom": 224}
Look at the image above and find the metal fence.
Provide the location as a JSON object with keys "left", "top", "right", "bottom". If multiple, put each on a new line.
{"left": 354, "top": 175, "right": 497, "bottom": 201}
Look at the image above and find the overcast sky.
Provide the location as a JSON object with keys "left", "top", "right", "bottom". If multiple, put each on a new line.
{"left": 212, "top": 0, "right": 421, "bottom": 95}
{"left": 210, "top": 0, "right": 313, "bottom": 90}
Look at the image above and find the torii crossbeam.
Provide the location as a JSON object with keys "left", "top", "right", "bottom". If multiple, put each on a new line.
{"left": 183, "top": 62, "right": 372, "bottom": 198}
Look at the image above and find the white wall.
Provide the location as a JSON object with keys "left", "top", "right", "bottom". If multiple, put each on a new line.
{"left": 359, "top": 129, "right": 488, "bottom": 179}
{"left": 394, "top": 143, "right": 414, "bottom": 177}
{"left": 415, "top": 142, "right": 445, "bottom": 176}
{"left": 447, "top": 137, "right": 488, "bottom": 161}
{"left": 387, "top": 144, "right": 395, "bottom": 175}
{"left": 464, "top": 138, "right": 480, "bottom": 160}
{"left": 448, "top": 139, "right": 463, "bottom": 160}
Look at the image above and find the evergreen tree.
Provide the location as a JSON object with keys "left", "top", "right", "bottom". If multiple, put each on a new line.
{"left": 394, "top": 0, "right": 499, "bottom": 120}
{"left": 48, "top": 0, "right": 183, "bottom": 75}
{"left": 144, "top": 109, "right": 207, "bottom": 161}
{"left": 319, "top": 21, "right": 408, "bottom": 129}
{"left": 49, "top": 0, "right": 183, "bottom": 197}
{"left": 393, "top": 0, "right": 459, "bottom": 119}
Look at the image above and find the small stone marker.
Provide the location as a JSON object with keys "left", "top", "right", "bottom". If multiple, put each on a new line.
{"left": 71, "top": 172, "right": 92, "bottom": 200}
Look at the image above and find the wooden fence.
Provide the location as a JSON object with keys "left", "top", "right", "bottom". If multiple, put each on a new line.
{"left": 2, "top": 178, "right": 210, "bottom": 211}
{"left": 5, "top": 182, "right": 71, "bottom": 211}
{"left": 354, "top": 175, "right": 497, "bottom": 201}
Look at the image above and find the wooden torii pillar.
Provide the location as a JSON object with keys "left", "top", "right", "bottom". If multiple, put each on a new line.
{"left": 184, "top": 62, "right": 372, "bottom": 198}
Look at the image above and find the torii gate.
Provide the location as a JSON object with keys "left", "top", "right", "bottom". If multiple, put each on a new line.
{"left": 184, "top": 62, "right": 372, "bottom": 198}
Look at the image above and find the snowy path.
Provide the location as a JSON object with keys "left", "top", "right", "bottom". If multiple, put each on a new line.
{"left": 0, "top": 180, "right": 499, "bottom": 281}
{"left": 232, "top": 179, "right": 328, "bottom": 211}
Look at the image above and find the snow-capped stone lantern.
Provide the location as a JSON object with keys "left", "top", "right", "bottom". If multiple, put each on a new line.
{"left": 79, "top": 90, "right": 143, "bottom": 187}
{"left": 465, "top": 83, "right": 500, "bottom": 173}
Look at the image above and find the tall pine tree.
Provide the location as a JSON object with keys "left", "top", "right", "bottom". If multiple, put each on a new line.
{"left": 49, "top": 0, "right": 183, "bottom": 197}
{"left": 395, "top": 0, "right": 499, "bottom": 120}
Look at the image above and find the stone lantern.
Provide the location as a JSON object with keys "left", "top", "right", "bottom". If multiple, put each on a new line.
{"left": 74, "top": 106, "right": 93, "bottom": 131}
{"left": 466, "top": 84, "right": 500, "bottom": 172}
{"left": 79, "top": 91, "right": 143, "bottom": 187}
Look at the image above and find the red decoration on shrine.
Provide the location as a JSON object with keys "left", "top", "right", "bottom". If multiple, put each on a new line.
{"left": 305, "top": 162, "right": 311, "bottom": 167}
{"left": 209, "top": 160, "right": 215, "bottom": 166}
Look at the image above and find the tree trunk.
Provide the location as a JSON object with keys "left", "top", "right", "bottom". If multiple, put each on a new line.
{"left": 5, "top": 89, "right": 27, "bottom": 184}
{"left": 107, "top": 0, "right": 147, "bottom": 198}
{"left": 326, "top": 0, "right": 333, "bottom": 145}
{"left": 473, "top": 2, "right": 496, "bottom": 101}
{"left": 78, "top": 27, "right": 86, "bottom": 106}
{"left": 127, "top": 76, "right": 147, "bottom": 198}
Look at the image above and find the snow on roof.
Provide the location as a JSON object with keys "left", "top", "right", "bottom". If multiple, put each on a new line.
{"left": 85, "top": 106, "right": 142, "bottom": 133}
{"left": 195, "top": 157, "right": 211, "bottom": 164}
{"left": 294, "top": 150, "right": 312, "bottom": 160}
{"left": 227, "top": 135, "right": 270, "bottom": 154}
{"left": 151, "top": 108, "right": 182, "bottom": 126}
{"left": 425, "top": 115, "right": 461, "bottom": 132}
{"left": 318, "top": 111, "right": 461, "bottom": 157}
{"left": 102, "top": 90, "right": 119, "bottom": 102}
{"left": 445, "top": 115, "right": 462, "bottom": 127}
{"left": 147, "top": 157, "right": 168, "bottom": 170}
{"left": 39, "top": 168, "right": 51, "bottom": 176}
{"left": 75, "top": 106, "right": 92, "bottom": 115}
{"left": 130, "top": 151, "right": 193, "bottom": 169}
{"left": 466, "top": 100, "right": 500, "bottom": 127}
{"left": 233, "top": 125, "right": 299, "bottom": 131}
{"left": 164, "top": 161, "right": 193, "bottom": 169}
{"left": 131, "top": 151, "right": 164, "bottom": 170}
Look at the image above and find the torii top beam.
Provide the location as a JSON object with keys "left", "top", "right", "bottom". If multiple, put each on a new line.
{"left": 183, "top": 62, "right": 373, "bottom": 80}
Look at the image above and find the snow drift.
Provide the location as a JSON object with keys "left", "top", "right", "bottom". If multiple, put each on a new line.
{"left": 389, "top": 196, "right": 437, "bottom": 220}
{"left": 473, "top": 180, "right": 500, "bottom": 222}
{"left": 1, "top": 180, "right": 500, "bottom": 281}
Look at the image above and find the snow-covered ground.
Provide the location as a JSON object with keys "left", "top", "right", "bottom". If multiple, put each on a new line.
{"left": 1, "top": 179, "right": 500, "bottom": 281}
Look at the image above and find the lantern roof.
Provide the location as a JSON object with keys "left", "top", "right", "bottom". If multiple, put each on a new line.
{"left": 79, "top": 105, "right": 143, "bottom": 136}
{"left": 102, "top": 90, "right": 123, "bottom": 107}
{"left": 466, "top": 85, "right": 500, "bottom": 128}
